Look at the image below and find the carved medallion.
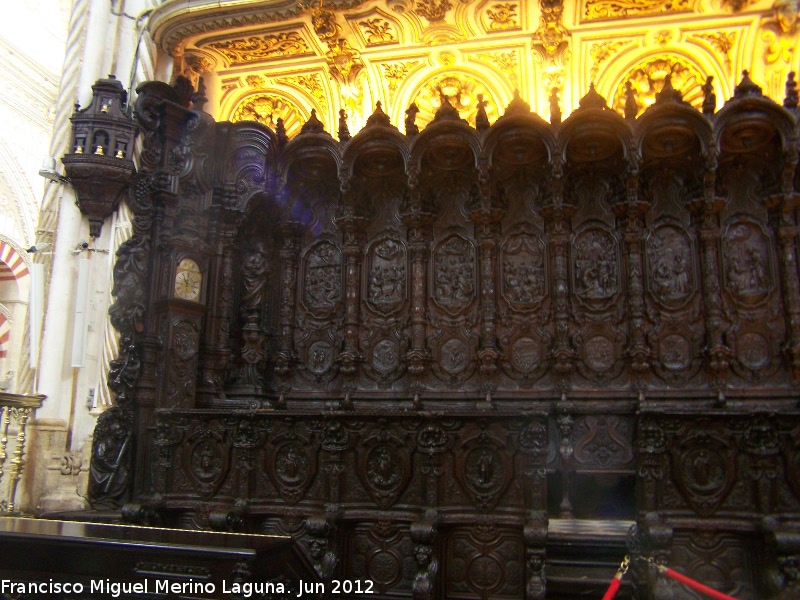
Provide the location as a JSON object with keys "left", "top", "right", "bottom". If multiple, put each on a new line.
{"left": 441, "top": 338, "right": 469, "bottom": 374}
{"left": 433, "top": 235, "right": 476, "bottom": 314}
{"left": 173, "top": 320, "right": 199, "bottom": 361}
{"left": 502, "top": 233, "right": 546, "bottom": 309}
{"left": 183, "top": 426, "right": 230, "bottom": 497}
{"left": 307, "top": 340, "right": 335, "bottom": 375}
{"left": 359, "top": 440, "right": 410, "bottom": 508}
{"left": 671, "top": 429, "right": 736, "bottom": 516}
{"left": 572, "top": 227, "right": 619, "bottom": 305}
{"left": 303, "top": 241, "right": 342, "bottom": 311}
{"left": 510, "top": 337, "right": 541, "bottom": 374}
{"left": 372, "top": 339, "right": 400, "bottom": 375}
{"left": 736, "top": 332, "right": 769, "bottom": 370}
{"left": 269, "top": 439, "right": 317, "bottom": 504}
{"left": 722, "top": 221, "right": 773, "bottom": 305}
{"left": 462, "top": 445, "right": 507, "bottom": 509}
{"left": 584, "top": 335, "right": 615, "bottom": 372}
{"left": 647, "top": 224, "right": 695, "bottom": 309}
{"left": 659, "top": 334, "right": 691, "bottom": 371}
{"left": 367, "top": 238, "right": 406, "bottom": 315}
{"left": 368, "top": 550, "right": 401, "bottom": 585}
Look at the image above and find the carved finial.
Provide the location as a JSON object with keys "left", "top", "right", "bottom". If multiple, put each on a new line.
{"left": 577, "top": 83, "right": 608, "bottom": 110}
{"left": 275, "top": 117, "right": 288, "bottom": 148}
{"left": 300, "top": 108, "right": 327, "bottom": 135}
{"left": 504, "top": 89, "right": 531, "bottom": 116}
{"left": 366, "top": 100, "right": 392, "bottom": 128}
{"left": 734, "top": 70, "right": 763, "bottom": 97}
{"left": 549, "top": 87, "right": 562, "bottom": 125}
{"left": 784, "top": 71, "right": 798, "bottom": 108}
{"left": 190, "top": 76, "right": 208, "bottom": 112}
{"left": 433, "top": 92, "right": 460, "bottom": 122}
{"left": 475, "top": 94, "right": 490, "bottom": 132}
{"left": 338, "top": 109, "right": 351, "bottom": 142}
{"left": 405, "top": 102, "right": 420, "bottom": 136}
{"left": 702, "top": 76, "right": 717, "bottom": 115}
{"left": 624, "top": 81, "right": 638, "bottom": 120}
{"left": 655, "top": 73, "right": 683, "bottom": 104}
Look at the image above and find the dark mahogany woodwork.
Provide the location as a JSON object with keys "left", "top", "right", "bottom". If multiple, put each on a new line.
{"left": 85, "top": 74, "right": 800, "bottom": 598}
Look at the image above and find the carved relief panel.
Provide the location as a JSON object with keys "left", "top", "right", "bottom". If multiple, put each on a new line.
{"left": 366, "top": 237, "right": 408, "bottom": 315}
{"left": 302, "top": 240, "right": 344, "bottom": 315}
{"left": 501, "top": 232, "right": 547, "bottom": 309}
{"left": 722, "top": 219, "right": 775, "bottom": 307}
{"left": 432, "top": 233, "right": 477, "bottom": 316}
{"left": 646, "top": 222, "right": 697, "bottom": 310}
{"left": 571, "top": 224, "right": 620, "bottom": 310}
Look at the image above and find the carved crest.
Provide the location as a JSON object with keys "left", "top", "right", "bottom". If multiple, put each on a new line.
{"left": 302, "top": 240, "right": 343, "bottom": 313}
{"left": 366, "top": 237, "right": 407, "bottom": 315}
{"left": 501, "top": 232, "right": 547, "bottom": 309}
{"left": 433, "top": 234, "right": 476, "bottom": 314}
{"left": 646, "top": 223, "right": 695, "bottom": 309}
{"left": 572, "top": 226, "right": 619, "bottom": 308}
{"left": 670, "top": 428, "right": 736, "bottom": 516}
{"left": 183, "top": 423, "right": 230, "bottom": 497}
{"left": 722, "top": 220, "right": 774, "bottom": 306}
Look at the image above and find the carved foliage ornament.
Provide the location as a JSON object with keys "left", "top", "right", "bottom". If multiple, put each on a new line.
{"left": 583, "top": 0, "right": 692, "bottom": 20}
{"left": 230, "top": 94, "right": 306, "bottom": 138}
{"left": 484, "top": 3, "right": 520, "bottom": 30}
{"left": 205, "top": 32, "right": 311, "bottom": 64}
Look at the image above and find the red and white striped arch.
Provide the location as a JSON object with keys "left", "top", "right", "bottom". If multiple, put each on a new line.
{"left": 0, "top": 240, "right": 30, "bottom": 358}
{"left": 0, "top": 240, "right": 29, "bottom": 282}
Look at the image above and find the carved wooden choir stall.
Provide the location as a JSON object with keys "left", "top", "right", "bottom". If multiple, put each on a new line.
{"left": 71, "top": 71, "right": 800, "bottom": 598}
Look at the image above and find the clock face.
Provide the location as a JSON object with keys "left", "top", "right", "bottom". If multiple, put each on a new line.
{"left": 174, "top": 259, "right": 202, "bottom": 301}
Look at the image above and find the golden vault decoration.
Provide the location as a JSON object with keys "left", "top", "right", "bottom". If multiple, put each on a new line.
{"left": 149, "top": 0, "right": 800, "bottom": 138}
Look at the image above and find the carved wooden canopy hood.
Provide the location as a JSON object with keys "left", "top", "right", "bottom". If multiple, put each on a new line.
{"left": 83, "top": 58, "right": 800, "bottom": 598}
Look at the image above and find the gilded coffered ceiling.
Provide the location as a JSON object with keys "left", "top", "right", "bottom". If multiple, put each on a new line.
{"left": 149, "top": 0, "right": 799, "bottom": 136}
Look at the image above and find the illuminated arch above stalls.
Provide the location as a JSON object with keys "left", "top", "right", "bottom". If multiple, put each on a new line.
{"left": 228, "top": 92, "right": 311, "bottom": 137}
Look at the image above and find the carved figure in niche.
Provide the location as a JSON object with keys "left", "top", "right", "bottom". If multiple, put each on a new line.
{"left": 304, "top": 241, "right": 342, "bottom": 309}
{"left": 368, "top": 239, "right": 406, "bottom": 311}
{"left": 683, "top": 448, "right": 724, "bottom": 494}
{"left": 573, "top": 229, "right": 618, "bottom": 301}
{"left": 465, "top": 446, "right": 502, "bottom": 491}
{"left": 433, "top": 236, "right": 475, "bottom": 311}
{"left": 647, "top": 226, "right": 693, "bottom": 306}
{"left": 89, "top": 407, "right": 131, "bottom": 507}
{"left": 241, "top": 243, "right": 268, "bottom": 320}
{"left": 503, "top": 234, "right": 545, "bottom": 306}
{"left": 367, "top": 447, "right": 402, "bottom": 489}
{"left": 723, "top": 222, "right": 771, "bottom": 300}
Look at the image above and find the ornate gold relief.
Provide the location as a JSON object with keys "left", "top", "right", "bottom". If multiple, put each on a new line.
{"left": 203, "top": 32, "right": 312, "bottom": 65}
{"left": 413, "top": 73, "right": 498, "bottom": 128}
{"left": 277, "top": 74, "right": 328, "bottom": 114}
{"left": 583, "top": 0, "right": 692, "bottom": 21}
{"left": 415, "top": 0, "right": 454, "bottom": 22}
{"left": 246, "top": 75, "right": 267, "bottom": 88}
{"left": 359, "top": 17, "right": 397, "bottom": 44}
{"left": 654, "top": 30, "right": 673, "bottom": 46}
{"left": 589, "top": 40, "right": 634, "bottom": 81}
{"left": 612, "top": 57, "right": 706, "bottom": 118}
{"left": 472, "top": 50, "right": 520, "bottom": 89}
{"left": 311, "top": 3, "right": 342, "bottom": 42}
{"left": 230, "top": 94, "right": 307, "bottom": 138}
{"left": 484, "top": 3, "right": 520, "bottom": 31}
{"left": 532, "top": 0, "right": 570, "bottom": 90}
{"left": 182, "top": 51, "right": 216, "bottom": 87}
{"left": 326, "top": 39, "right": 364, "bottom": 84}
{"left": 690, "top": 32, "right": 737, "bottom": 74}
{"left": 381, "top": 61, "right": 423, "bottom": 103}
{"left": 760, "top": 0, "right": 799, "bottom": 98}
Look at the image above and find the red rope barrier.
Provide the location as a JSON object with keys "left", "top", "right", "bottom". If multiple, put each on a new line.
{"left": 659, "top": 565, "right": 737, "bottom": 600}
{"left": 601, "top": 575, "right": 621, "bottom": 600}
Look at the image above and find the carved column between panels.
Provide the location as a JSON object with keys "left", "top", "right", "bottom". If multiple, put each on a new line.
{"left": 275, "top": 220, "right": 302, "bottom": 391}
{"left": 471, "top": 208, "right": 503, "bottom": 392}
{"left": 541, "top": 164, "right": 575, "bottom": 389}
{"left": 520, "top": 419, "right": 548, "bottom": 599}
{"left": 339, "top": 199, "right": 366, "bottom": 394}
{"left": 617, "top": 171, "right": 650, "bottom": 386}
{"left": 200, "top": 206, "right": 241, "bottom": 399}
{"left": 767, "top": 180, "right": 800, "bottom": 379}
{"left": 691, "top": 166, "right": 730, "bottom": 390}
{"left": 403, "top": 205, "right": 433, "bottom": 395}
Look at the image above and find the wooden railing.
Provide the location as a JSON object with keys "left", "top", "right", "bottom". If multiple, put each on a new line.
{"left": 0, "top": 392, "right": 44, "bottom": 513}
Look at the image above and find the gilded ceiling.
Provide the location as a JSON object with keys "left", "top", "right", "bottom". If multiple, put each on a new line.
{"left": 148, "top": 0, "right": 800, "bottom": 136}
